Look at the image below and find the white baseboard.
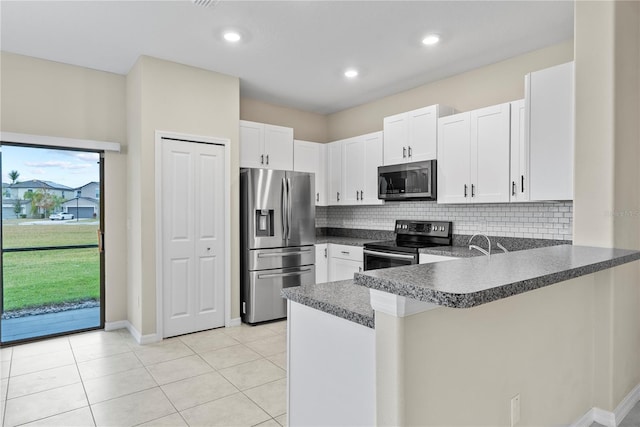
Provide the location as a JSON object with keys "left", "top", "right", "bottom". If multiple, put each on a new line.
{"left": 226, "top": 317, "right": 241, "bottom": 327}
{"left": 615, "top": 383, "right": 640, "bottom": 424}
{"left": 104, "top": 320, "right": 160, "bottom": 345}
{"left": 104, "top": 320, "right": 128, "bottom": 331}
{"left": 571, "top": 382, "right": 640, "bottom": 427}
{"left": 572, "top": 408, "right": 597, "bottom": 427}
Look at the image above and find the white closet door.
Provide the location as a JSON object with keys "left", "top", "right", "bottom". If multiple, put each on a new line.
{"left": 162, "top": 138, "right": 225, "bottom": 337}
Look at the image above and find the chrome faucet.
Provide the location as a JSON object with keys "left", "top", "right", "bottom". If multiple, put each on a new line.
{"left": 468, "top": 233, "right": 491, "bottom": 257}
{"left": 496, "top": 242, "right": 508, "bottom": 253}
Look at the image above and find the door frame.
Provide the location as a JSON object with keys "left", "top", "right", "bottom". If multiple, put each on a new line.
{"left": 0, "top": 132, "right": 119, "bottom": 345}
{"left": 154, "top": 130, "right": 232, "bottom": 340}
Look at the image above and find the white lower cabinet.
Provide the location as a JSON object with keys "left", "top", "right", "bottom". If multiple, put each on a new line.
{"left": 288, "top": 301, "right": 375, "bottom": 426}
{"left": 419, "top": 253, "right": 457, "bottom": 264}
{"left": 328, "top": 244, "right": 363, "bottom": 281}
{"left": 315, "top": 243, "right": 328, "bottom": 284}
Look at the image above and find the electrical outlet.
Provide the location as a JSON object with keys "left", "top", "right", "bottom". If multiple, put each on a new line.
{"left": 510, "top": 394, "right": 521, "bottom": 427}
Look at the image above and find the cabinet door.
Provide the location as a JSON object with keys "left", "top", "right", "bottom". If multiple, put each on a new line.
{"left": 294, "top": 140, "right": 327, "bottom": 206}
{"left": 382, "top": 113, "right": 408, "bottom": 166}
{"left": 329, "top": 258, "right": 363, "bottom": 282}
{"left": 407, "top": 105, "right": 438, "bottom": 161}
{"left": 528, "top": 61, "right": 574, "bottom": 201}
{"left": 239, "top": 121, "right": 265, "bottom": 168}
{"left": 470, "top": 103, "right": 511, "bottom": 204}
{"left": 510, "top": 100, "right": 529, "bottom": 202}
{"left": 437, "top": 113, "right": 471, "bottom": 204}
{"left": 327, "top": 141, "right": 343, "bottom": 205}
{"left": 315, "top": 243, "right": 328, "bottom": 284}
{"left": 264, "top": 124, "right": 294, "bottom": 170}
{"left": 342, "top": 137, "right": 365, "bottom": 205}
{"left": 316, "top": 144, "right": 328, "bottom": 206}
{"left": 362, "top": 132, "right": 383, "bottom": 205}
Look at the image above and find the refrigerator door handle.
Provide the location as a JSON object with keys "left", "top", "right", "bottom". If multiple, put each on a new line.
{"left": 287, "top": 177, "right": 293, "bottom": 240}
{"left": 281, "top": 177, "right": 288, "bottom": 239}
{"left": 258, "top": 249, "right": 312, "bottom": 258}
{"left": 258, "top": 268, "right": 312, "bottom": 279}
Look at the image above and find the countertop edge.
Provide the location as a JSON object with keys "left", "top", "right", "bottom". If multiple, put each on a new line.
{"left": 282, "top": 288, "right": 375, "bottom": 329}
{"left": 354, "top": 247, "right": 640, "bottom": 309}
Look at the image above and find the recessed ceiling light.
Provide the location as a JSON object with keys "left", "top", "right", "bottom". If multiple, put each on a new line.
{"left": 344, "top": 69, "right": 359, "bottom": 78}
{"left": 223, "top": 31, "right": 242, "bottom": 43}
{"left": 422, "top": 34, "right": 440, "bottom": 46}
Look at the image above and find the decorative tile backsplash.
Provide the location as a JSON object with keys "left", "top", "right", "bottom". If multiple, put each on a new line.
{"left": 316, "top": 201, "right": 573, "bottom": 241}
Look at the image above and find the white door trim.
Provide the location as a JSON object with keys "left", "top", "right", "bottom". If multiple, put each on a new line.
{"left": 155, "top": 130, "right": 231, "bottom": 340}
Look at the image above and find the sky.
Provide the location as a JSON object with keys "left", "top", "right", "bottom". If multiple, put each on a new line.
{"left": 1, "top": 145, "right": 99, "bottom": 189}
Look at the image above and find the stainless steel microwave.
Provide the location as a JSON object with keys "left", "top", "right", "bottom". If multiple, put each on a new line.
{"left": 378, "top": 160, "right": 437, "bottom": 201}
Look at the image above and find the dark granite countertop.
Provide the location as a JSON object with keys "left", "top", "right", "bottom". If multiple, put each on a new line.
{"left": 354, "top": 245, "right": 640, "bottom": 308}
{"left": 281, "top": 280, "right": 374, "bottom": 328}
{"left": 315, "top": 236, "right": 378, "bottom": 246}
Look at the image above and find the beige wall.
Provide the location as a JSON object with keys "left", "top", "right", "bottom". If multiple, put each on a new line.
{"left": 240, "top": 97, "right": 328, "bottom": 143}
{"left": 375, "top": 1, "right": 640, "bottom": 424}
{"left": 0, "top": 52, "right": 129, "bottom": 324}
{"left": 327, "top": 40, "right": 574, "bottom": 142}
{"left": 126, "top": 56, "right": 240, "bottom": 336}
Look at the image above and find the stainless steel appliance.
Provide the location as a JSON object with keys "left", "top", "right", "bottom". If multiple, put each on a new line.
{"left": 378, "top": 160, "right": 437, "bottom": 201}
{"left": 363, "top": 220, "right": 452, "bottom": 271}
{"left": 240, "top": 168, "right": 316, "bottom": 324}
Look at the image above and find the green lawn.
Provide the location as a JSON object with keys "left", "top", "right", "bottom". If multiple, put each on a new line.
{"left": 2, "top": 220, "right": 100, "bottom": 312}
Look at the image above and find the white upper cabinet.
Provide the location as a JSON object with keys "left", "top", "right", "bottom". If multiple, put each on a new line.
{"left": 526, "top": 61, "right": 574, "bottom": 201}
{"left": 509, "top": 99, "right": 529, "bottom": 202}
{"left": 383, "top": 104, "right": 454, "bottom": 166}
{"left": 437, "top": 113, "right": 471, "bottom": 204}
{"left": 437, "top": 103, "right": 511, "bottom": 204}
{"left": 240, "top": 120, "right": 294, "bottom": 170}
{"left": 341, "top": 132, "right": 383, "bottom": 206}
{"left": 327, "top": 140, "right": 343, "bottom": 205}
{"left": 294, "top": 140, "right": 328, "bottom": 206}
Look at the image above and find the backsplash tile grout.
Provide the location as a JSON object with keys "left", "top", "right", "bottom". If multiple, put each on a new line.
{"left": 316, "top": 201, "right": 573, "bottom": 241}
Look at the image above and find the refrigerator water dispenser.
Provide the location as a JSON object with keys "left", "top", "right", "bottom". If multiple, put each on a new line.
{"left": 255, "top": 209, "right": 274, "bottom": 237}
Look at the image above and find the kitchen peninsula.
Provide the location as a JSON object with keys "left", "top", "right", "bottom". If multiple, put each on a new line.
{"left": 282, "top": 244, "right": 640, "bottom": 426}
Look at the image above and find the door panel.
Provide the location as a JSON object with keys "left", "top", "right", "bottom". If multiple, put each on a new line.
{"left": 162, "top": 138, "right": 225, "bottom": 338}
{"left": 286, "top": 171, "right": 315, "bottom": 247}
{"left": 437, "top": 114, "right": 471, "bottom": 204}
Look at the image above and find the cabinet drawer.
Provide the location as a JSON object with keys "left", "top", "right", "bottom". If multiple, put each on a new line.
{"left": 329, "top": 244, "right": 363, "bottom": 262}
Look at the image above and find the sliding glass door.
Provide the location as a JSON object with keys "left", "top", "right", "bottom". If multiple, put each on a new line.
{"left": 0, "top": 144, "right": 104, "bottom": 344}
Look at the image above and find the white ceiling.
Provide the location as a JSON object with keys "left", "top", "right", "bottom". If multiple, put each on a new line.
{"left": 0, "top": 1, "right": 574, "bottom": 114}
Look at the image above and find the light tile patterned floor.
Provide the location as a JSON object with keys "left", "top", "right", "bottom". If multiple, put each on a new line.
{"left": 0, "top": 321, "right": 287, "bottom": 427}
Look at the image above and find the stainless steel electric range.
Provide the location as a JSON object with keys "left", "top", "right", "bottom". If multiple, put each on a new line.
{"left": 363, "top": 220, "right": 452, "bottom": 271}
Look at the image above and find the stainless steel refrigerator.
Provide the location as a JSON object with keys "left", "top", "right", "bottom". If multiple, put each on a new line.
{"left": 240, "top": 168, "right": 316, "bottom": 324}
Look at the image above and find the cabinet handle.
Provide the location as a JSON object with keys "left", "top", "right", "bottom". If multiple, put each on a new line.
{"left": 521, "top": 175, "right": 525, "bottom": 193}
{"left": 356, "top": 190, "right": 360, "bottom": 201}
{"left": 260, "top": 154, "right": 264, "bottom": 165}
{"left": 403, "top": 147, "right": 407, "bottom": 158}
{"left": 408, "top": 146, "right": 412, "bottom": 157}
{"left": 266, "top": 154, "right": 269, "bottom": 165}
{"left": 360, "top": 190, "right": 364, "bottom": 200}
{"left": 358, "top": 267, "right": 362, "bottom": 272}
{"left": 512, "top": 181, "right": 516, "bottom": 196}
{"left": 464, "top": 184, "right": 468, "bottom": 197}
{"left": 341, "top": 251, "right": 350, "bottom": 255}
{"left": 324, "top": 248, "right": 327, "bottom": 257}
{"left": 337, "top": 192, "right": 340, "bottom": 202}
{"left": 316, "top": 193, "right": 319, "bottom": 202}
{"left": 471, "top": 184, "right": 475, "bottom": 197}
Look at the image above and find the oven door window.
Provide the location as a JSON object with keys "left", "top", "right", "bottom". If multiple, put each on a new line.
{"left": 364, "top": 250, "right": 416, "bottom": 271}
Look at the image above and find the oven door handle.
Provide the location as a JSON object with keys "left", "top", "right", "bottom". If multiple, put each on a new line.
{"left": 363, "top": 249, "right": 417, "bottom": 260}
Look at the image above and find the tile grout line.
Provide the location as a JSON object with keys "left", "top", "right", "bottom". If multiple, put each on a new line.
{"left": 68, "top": 336, "right": 98, "bottom": 427}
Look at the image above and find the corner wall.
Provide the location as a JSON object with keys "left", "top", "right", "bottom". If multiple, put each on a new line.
{"left": 126, "top": 56, "right": 240, "bottom": 336}
{"left": 0, "top": 52, "right": 129, "bottom": 324}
